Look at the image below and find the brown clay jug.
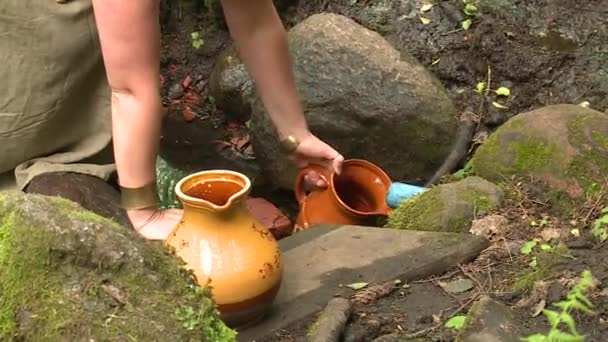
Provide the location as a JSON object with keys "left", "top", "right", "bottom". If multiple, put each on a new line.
{"left": 164, "top": 170, "right": 283, "bottom": 328}
{"left": 294, "top": 159, "right": 392, "bottom": 230}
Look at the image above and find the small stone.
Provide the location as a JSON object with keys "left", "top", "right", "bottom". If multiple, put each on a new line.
{"left": 539, "top": 228, "right": 567, "bottom": 242}
{"left": 195, "top": 79, "right": 208, "bottom": 93}
{"left": 168, "top": 83, "right": 184, "bottom": 99}
{"left": 458, "top": 295, "right": 523, "bottom": 342}
{"left": 470, "top": 214, "right": 509, "bottom": 240}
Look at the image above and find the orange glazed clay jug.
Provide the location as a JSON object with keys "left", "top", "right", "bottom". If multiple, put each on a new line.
{"left": 294, "top": 159, "right": 392, "bottom": 230}
{"left": 164, "top": 170, "right": 283, "bottom": 328}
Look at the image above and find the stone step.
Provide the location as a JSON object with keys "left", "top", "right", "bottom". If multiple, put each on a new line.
{"left": 239, "top": 224, "right": 489, "bottom": 341}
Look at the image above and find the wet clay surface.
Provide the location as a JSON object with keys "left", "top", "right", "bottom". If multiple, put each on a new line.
{"left": 185, "top": 179, "right": 243, "bottom": 206}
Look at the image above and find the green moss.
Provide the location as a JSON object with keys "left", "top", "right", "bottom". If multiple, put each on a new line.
{"left": 0, "top": 207, "right": 76, "bottom": 339}
{"left": 0, "top": 193, "right": 237, "bottom": 341}
{"left": 463, "top": 189, "right": 492, "bottom": 212}
{"left": 566, "top": 114, "right": 608, "bottom": 195}
{"left": 512, "top": 140, "right": 557, "bottom": 172}
{"left": 385, "top": 190, "right": 444, "bottom": 231}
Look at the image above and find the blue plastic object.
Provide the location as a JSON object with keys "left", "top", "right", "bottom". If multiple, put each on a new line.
{"left": 386, "top": 182, "right": 427, "bottom": 208}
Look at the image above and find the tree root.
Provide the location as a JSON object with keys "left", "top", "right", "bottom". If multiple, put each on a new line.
{"left": 426, "top": 117, "right": 476, "bottom": 187}
{"left": 307, "top": 297, "right": 353, "bottom": 342}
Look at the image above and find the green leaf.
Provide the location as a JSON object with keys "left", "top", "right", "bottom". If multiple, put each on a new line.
{"left": 445, "top": 315, "right": 467, "bottom": 330}
{"left": 559, "top": 312, "right": 578, "bottom": 334}
{"left": 521, "top": 334, "right": 547, "bottom": 342}
{"left": 520, "top": 240, "right": 537, "bottom": 254}
{"left": 547, "top": 330, "right": 585, "bottom": 342}
{"left": 529, "top": 256, "right": 538, "bottom": 268}
{"left": 420, "top": 16, "right": 431, "bottom": 24}
{"left": 540, "top": 244, "right": 553, "bottom": 251}
{"left": 464, "top": 3, "right": 478, "bottom": 15}
{"left": 574, "top": 292, "right": 594, "bottom": 309}
{"left": 191, "top": 31, "right": 200, "bottom": 39}
{"left": 192, "top": 40, "right": 204, "bottom": 49}
{"left": 601, "top": 207, "right": 608, "bottom": 214}
{"left": 542, "top": 309, "right": 560, "bottom": 327}
{"left": 569, "top": 299, "right": 594, "bottom": 314}
{"left": 492, "top": 101, "right": 509, "bottom": 109}
{"left": 494, "top": 86, "right": 511, "bottom": 96}
{"left": 461, "top": 18, "right": 472, "bottom": 30}
{"left": 475, "top": 82, "right": 486, "bottom": 94}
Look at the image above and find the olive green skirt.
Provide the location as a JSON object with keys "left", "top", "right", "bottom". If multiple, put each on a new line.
{"left": 0, "top": 0, "right": 115, "bottom": 190}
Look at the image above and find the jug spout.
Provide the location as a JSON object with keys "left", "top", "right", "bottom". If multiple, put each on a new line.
{"left": 175, "top": 170, "right": 251, "bottom": 212}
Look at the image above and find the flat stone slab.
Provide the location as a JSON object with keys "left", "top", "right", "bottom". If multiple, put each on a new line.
{"left": 239, "top": 224, "right": 489, "bottom": 341}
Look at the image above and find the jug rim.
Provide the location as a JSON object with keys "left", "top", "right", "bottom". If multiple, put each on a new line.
{"left": 175, "top": 169, "right": 251, "bottom": 211}
{"left": 330, "top": 159, "right": 392, "bottom": 216}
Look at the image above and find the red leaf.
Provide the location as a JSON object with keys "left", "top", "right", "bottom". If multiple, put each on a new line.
{"left": 182, "top": 75, "right": 193, "bottom": 89}
{"left": 183, "top": 106, "right": 196, "bottom": 122}
{"left": 182, "top": 91, "right": 200, "bottom": 106}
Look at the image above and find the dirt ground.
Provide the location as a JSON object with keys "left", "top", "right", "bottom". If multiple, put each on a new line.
{"left": 158, "top": 0, "right": 608, "bottom": 340}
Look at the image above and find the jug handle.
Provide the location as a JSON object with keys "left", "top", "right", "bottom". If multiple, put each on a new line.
{"left": 294, "top": 164, "right": 331, "bottom": 205}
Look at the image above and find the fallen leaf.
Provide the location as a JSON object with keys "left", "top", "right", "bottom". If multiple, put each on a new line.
{"left": 183, "top": 106, "right": 196, "bottom": 122}
{"left": 445, "top": 315, "right": 467, "bottom": 330}
{"left": 182, "top": 91, "right": 201, "bottom": 106}
{"left": 420, "top": 16, "right": 431, "bottom": 25}
{"left": 346, "top": 282, "right": 368, "bottom": 290}
{"left": 431, "top": 58, "right": 441, "bottom": 65}
{"left": 492, "top": 101, "right": 509, "bottom": 109}
{"left": 439, "top": 279, "right": 474, "bottom": 293}
{"left": 464, "top": 3, "right": 478, "bottom": 15}
{"left": 420, "top": 3, "right": 433, "bottom": 12}
{"left": 182, "top": 75, "right": 193, "bottom": 89}
{"left": 494, "top": 86, "right": 511, "bottom": 96}
{"left": 571, "top": 228, "right": 580, "bottom": 237}
{"left": 531, "top": 299, "right": 546, "bottom": 317}
{"left": 520, "top": 240, "right": 537, "bottom": 254}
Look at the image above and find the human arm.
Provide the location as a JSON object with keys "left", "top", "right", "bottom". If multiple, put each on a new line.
{"left": 220, "top": 0, "right": 344, "bottom": 176}
{"left": 92, "top": 0, "right": 181, "bottom": 239}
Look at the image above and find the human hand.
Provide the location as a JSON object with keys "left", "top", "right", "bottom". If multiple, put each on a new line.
{"left": 290, "top": 133, "right": 344, "bottom": 189}
{"left": 127, "top": 208, "right": 183, "bottom": 240}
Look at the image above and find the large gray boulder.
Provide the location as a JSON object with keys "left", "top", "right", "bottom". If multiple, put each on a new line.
{"left": 210, "top": 13, "right": 458, "bottom": 189}
{"left": 0, "top": 191, "right": 236, "bottom": 341}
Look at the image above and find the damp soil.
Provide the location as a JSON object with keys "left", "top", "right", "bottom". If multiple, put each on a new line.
{"left": 157, "top": 0, "right": 608, "bottom": 340}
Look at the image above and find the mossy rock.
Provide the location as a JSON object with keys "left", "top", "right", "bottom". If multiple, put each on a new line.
{"left": 384, "top": 176, "right": 504, "bottom": 233}
{"left": 469, "top": 104, "right": 608, "bottom": 203}
{"left": 0, "top": 191, "right": 236, "bottom": 341}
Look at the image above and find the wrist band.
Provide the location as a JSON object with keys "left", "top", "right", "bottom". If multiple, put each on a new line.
{"left": 119, "top": 180, "right": 160, "bottom": 210}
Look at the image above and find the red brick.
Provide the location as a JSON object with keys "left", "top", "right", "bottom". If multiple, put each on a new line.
{"left": 246, "top": 198, "right": 293, "bottom": 240}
